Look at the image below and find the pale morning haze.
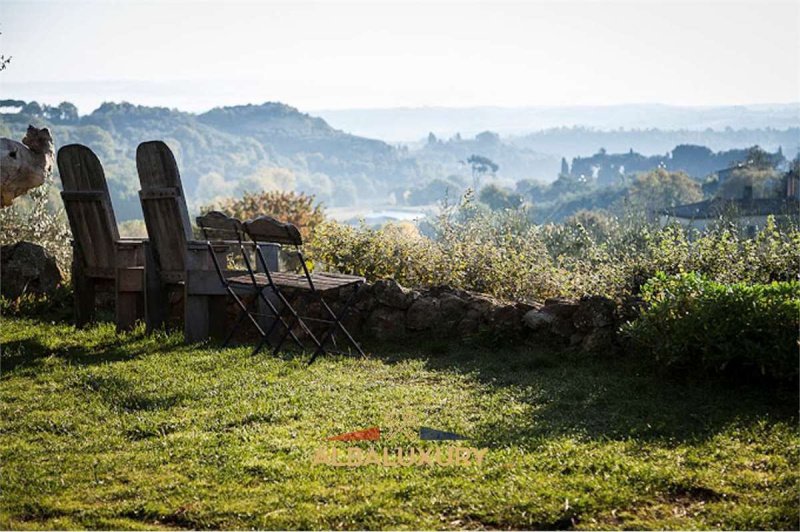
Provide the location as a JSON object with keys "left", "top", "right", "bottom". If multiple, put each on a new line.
{"left": 1, "top": 0, "right": 798, "bottom": 114}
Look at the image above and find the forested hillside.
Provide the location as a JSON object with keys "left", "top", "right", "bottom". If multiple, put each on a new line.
{"left": 512, "top": 126, "right": 800, "bottom": 161}
{"left": 0, "top": 99, "right": 797, "bottom": 221}
{"left": 0, "top": 100, "right": 427, "bottom": 220}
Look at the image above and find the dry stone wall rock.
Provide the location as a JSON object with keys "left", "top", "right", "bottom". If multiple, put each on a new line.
{"left": 0, "top": 241, "right": 62, "bottom": 299}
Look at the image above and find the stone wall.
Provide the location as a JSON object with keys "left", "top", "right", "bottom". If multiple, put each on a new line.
{"left": 0, "top": 244, "right": 621, "bottom": 355}
{"left": 293, "top": 279, "right": 621, "bottom": 354}
{"left": 521, "top": 296, "right": 619, "bottom": 354}
{"left": 349, "top": 280, "right": 536, "bottom": 340}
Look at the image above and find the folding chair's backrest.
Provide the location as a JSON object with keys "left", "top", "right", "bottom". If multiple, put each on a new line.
{"left": 136, "top": 141, "right": 193, "bottom": 278}
{"left": 196, "top": 210, "right": 247, "bottom": 281}
{"left": 57, "top": 144, "right": 120, "bottom": 278}
{"left": 196, "top": 211, "right": 245, "bottom": 243}
{"left": 243, "top": 216, "right": 303, "bottom": 246}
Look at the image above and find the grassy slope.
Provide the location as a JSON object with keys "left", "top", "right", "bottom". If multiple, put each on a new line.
{"left": 1, "top": 317, "right": 797, "bottom": 530}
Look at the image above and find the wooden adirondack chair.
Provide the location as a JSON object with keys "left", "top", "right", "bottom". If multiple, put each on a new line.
{"left": 57, "top": 144, "right": 144, "bottom": 329}
{"left": 135, "top": 140, "right": 230, "bottom": 342}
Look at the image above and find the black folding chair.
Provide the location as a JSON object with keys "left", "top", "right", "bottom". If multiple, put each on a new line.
{"left": 235, "top": 215, "right": 367, "bottom": 364}
{"left": 195, "top": 211, "right": 305, "bottom": 355}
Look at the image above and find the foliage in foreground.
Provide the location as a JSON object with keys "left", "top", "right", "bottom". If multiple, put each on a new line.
{"left": 625, "top": 273, "right": 800, "bottom": 380}
{"left": 310, "top": 195, "right": 799, "bottom": 302}
{"left": 1, "top": 317, "right": 798, "bottom": 530}
{"left": 200, "top": 190, "right": 325, "bottom": 239}
{"left": 4, "top": 181, "right": 797, "bottom": 307}
{"left": 0, "top": 177, "right": 71, "bottom": 271}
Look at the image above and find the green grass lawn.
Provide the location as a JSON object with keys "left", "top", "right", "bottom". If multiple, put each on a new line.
{"left": 1, "top": 317, "right": 798, "bottom": 530}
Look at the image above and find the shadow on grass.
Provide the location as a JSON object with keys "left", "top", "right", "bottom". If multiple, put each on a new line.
{"left": 0, "top": 326, "right": 181, "bottom": 372}
{"left": 3, "top": 318, "right": 796, "bottom": 447}
{"left": 363, "top": 336, "right": 799, "bottom": 447}
{"left": 0, "top": 315, "right": 315, "bottom": 374}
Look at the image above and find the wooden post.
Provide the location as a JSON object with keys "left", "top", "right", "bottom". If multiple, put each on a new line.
{"left": 260, "top": 243, "right": 279, "bottom": 271}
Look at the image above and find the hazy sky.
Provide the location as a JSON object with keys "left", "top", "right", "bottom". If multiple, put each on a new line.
{"left": 1, "top": 0, "right": 798, "bottom": 113}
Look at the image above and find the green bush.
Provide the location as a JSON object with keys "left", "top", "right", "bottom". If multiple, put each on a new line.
{"left": 309, "top": 194, "right": 563, "bottom": 301}
{"left": 201, "top": 190, "right": 325, "bottom": 240}
{"left": 310, "top": 220, "right": 448, "bottom": 288}
{"left": 624, "top": 272, "right": 800, "bottom": 380}
{"left": 309, "top": 193, "right": 799, "bottom": 303}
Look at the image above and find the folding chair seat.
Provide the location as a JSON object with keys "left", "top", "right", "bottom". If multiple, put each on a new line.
{"left": 241, "top": 215, "right": 366, "bottom": 363}
{"left": 227, "top": 271, "right": 363, "bottom": 292}
{"left": 195, "top": 210, "right": 305, "bottom": 354}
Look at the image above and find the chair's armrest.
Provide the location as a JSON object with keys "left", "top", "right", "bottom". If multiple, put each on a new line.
{"left": 189, "top": 239, "right": 281, "bottom": 248}
{"left": 186, "top": 240, "right": 232, "bottom": 271}
{"left": 187, "top": 240, "right": 230, "bottom": 252}
{"left": 235, "top": 240, "right": 281, "bottom": 250}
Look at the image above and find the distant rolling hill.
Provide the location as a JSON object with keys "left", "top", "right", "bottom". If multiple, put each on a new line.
{"left": 1, "top": 99, "right": 797, "bottom": 222}
{"left": 315, "top": 103, "right": 800, "bottom": 142}
{"left": 0, "top": 100, "right": 425, "bottom": 220}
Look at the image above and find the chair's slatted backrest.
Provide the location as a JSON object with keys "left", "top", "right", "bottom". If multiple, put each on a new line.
{"left": 136, "top": 141, "right": 193, "bottom": 278}
{"left": 196, "top": 211, "right": 244, "bottom": 242}
{"left": 243, "top": 216, "right": 303, "bottom": 246}
{"left": 57, "top": 144, "right": 120, "bottom": 278}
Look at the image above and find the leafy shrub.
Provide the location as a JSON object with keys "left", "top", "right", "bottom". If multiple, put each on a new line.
{"left": 309, "top": 192, "right": 799, "bottom": 304}
{"left": 560, "top": 209, "right": 618, "bottom": 244}
{"left": 624, "top": 272, "right": 800, "bottom": 380}
{"left": 541, "top": 213, "right": 799, "bottom": 298}
{"left": 0, "top": 177, "right": 72, "bottom": 272}
{"left": 311, "top": 220, "right": 447, "bottom": 287}
{"left": 201, "top": 190, "right": 325, "bottom": 239}
{"left": 310, "top": 194, "right": 563, "bottom": 300}
{"left": 636, "top": 218, "right": 799, "bottom": 286}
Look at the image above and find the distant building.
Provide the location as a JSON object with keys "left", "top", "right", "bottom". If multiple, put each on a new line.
{"left": 660, "top": 175, "right": 800, "bottom": 233}
{"left": 716, "top": 163, "right": 745, "bottom": 184}
{"left": 786, "top": 167, "right": 800, "bottom": 199}
{"left": 702, "top": 162, "right": 747, "bottom": 197}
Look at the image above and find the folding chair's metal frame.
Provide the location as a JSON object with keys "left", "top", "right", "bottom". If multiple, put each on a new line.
{"left": 196, "top": 211, "right": 305, "bottom": 355}
{"left": 242, "top": 216, "right": 366, "bottom": 364}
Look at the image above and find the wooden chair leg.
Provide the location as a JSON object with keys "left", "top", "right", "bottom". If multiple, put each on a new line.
{"left": 116, "top": 284, "right": 142, "bottom": 332}
{"left": 72, "top": 244, "right": 95, "bottom": 327}
{"left": 184, "top": 291, "right": 210, "bottom": 343}
{"left": 143, "top": 242, "right": 165, "bottom": 332}
{"left": 208, "top": 294, "right": 228, "bottom": 342}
